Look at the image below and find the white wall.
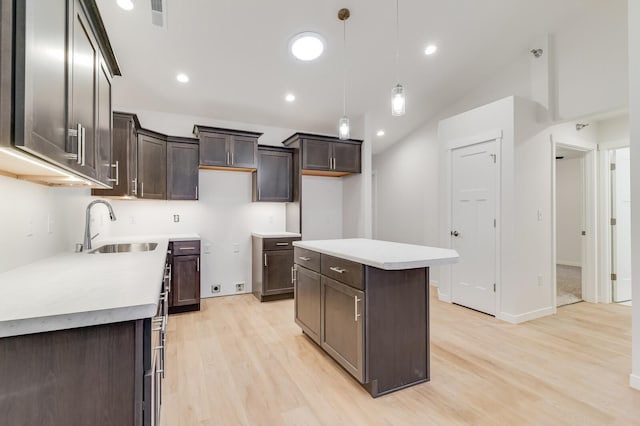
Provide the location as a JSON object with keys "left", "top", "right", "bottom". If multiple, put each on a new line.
{"left": 556, "top": 158, "right": 583, "bottom": 266}
{"left": 628, "top": 0, "right": 640, "bottom": 391}
{"left": 301, "top": 176, "right": 342, "bottom": 240}
{"left": 0, "top": 176, "right": 89, "bottom": 273}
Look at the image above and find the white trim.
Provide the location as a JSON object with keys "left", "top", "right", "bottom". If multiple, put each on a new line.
{"left": 430, "top": 279, "right": 439, "bottom": 287}
{"left": 437, "top": 287, "right": 452, "bottom": 303}
{"left": 631, "top": 374, "right": 640, "bottom": 390}
{"left": 598, "top": 148, "right": 613, "bottom": 304}
{"left": 497, "top": 307, "right": 555, "bottom": 324}
{"left": 446, "top": 129, "right": 503, "bottom": 150}
{"left": 551, "top": 138, "right": 558, "bottom": 314}
{"left": 557, "top": 260, "right": 582, "bottom": 267}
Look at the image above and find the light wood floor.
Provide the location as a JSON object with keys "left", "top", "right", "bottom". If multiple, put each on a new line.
{"left": 161, "top": 288, "right": 640, "bottom": 425}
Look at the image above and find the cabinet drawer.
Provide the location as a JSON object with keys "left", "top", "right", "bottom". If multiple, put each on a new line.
{"left": 172, "top": 240, "right": 200, "bottom": 256}
{"left": 321, "top": 254, "right": 363, "bottom": 290}
{"left": 263, "top": 237, "right": 300, "bottom": 251}
{"left": 294, "top": 247, "right": 320, "bottom": 272}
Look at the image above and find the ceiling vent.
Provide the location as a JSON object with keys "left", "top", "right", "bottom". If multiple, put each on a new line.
{"left": 150, "top": 0, "right": 167, "bottom": 27}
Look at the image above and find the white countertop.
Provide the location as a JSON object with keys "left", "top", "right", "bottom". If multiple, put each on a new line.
{"left": 293, "top": 238, "right": 459, "bottom": 270}
{"left": 0, "top": 234, "right": 199, "bottom": 338}
{"left": 252, "top": 231, "right": 302, "bottom": 238}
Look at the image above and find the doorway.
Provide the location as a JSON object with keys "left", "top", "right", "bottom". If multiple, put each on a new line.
{"left": 611, "top": 147, "right": 632, "bottom": 304}
{"left": 555, "top": 147, "right": 586, "bottom": 307}
{"left": 450, "top": 140, "right": 497, "bottom": 315}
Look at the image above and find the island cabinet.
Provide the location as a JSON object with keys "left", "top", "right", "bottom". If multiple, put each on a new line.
{"left": 3, "top": 0, "right": 120, "bottom": 187}
{"left": 252, "top": 234, "right": 301, "bottom": 301}
{"left": 293, "top": 245, "right": 432, "bottom": 397}
{"left": 193, "top": 125, "right": 262, "bottom": 171}
{"left": 252, "top": 146, "right": 293, "bottom": 202}
{"left": 282, "top": 133, "right": 362, "bottom": 177}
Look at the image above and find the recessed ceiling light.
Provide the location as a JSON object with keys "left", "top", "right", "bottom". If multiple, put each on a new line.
{"left": 289, "top": 32, "right": 325, "bottom": 61}
{"left": 116, "top": 0, "right": 134, "bottom": 11}
{"left": 424, "top": 45, "right": 438, "bottom": 55}
{"left": 376, "top": 130, "right": 385, "bottom": 137}
{"left": 176, "top": 73, "right": 189, "bottom": 83}
{"left": 285, "top": 93, "right": 296, "bottom": 102}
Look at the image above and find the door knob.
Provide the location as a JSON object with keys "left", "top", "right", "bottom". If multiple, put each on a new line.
{"left": 451, "top": 231, "right": 460, "bottom": 237}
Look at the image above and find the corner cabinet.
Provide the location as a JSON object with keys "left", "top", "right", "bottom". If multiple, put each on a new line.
{"left": 283, "top": 133, "right": 362, "bottom": 176}
{"left": 193, "top": 125, "right": 262, "bottom": 171}
{"left": 252, "top": 146, "right": 293, "bottom": 202}
{"left": 5, "top": 0, "right": 121, "bottom": 186}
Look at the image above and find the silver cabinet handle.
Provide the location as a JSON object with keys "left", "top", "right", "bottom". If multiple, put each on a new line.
{"left": 330, "top": 266, "right": 346, "bottom": 274}
{"left": 195, "top": 185, "right": 198, "bottom": 199}
{"left": 291, "top": 266, "right": 296, "bottom": 284}
{"left": 65, "top": 123, "right": 81, "bottom": 161}
{"left": 354, "top": 296, "right": 361, "bottom": 321}
{"left": 141, "top": 181, "right": 144, "bottom": 198}
{"left": 81, "top": 125, "right": 86, "bottom": 166}
{"left": 298, "top": 256, "right": 311, "bottom": 261}
{"left": 108, "top": 161, "right": 120, "bottom": 185}
{"left": 264, "top": 253, "right": 268, "bottom": 267}
{"left": 231, "top": 151, "right": 234, "bottom": 165}
{"left": 275, "top": 242, "right": 289, "bottom": 246}
{"left": 226, "top": 151, "right": 230, "bottom": 165}
{"left": 179, "top": 246, "right": 196, "bottom": 250}
{"left": 196, "top": 256, "right": 200, "bottom": 272}
{"left": 132, "top": 178, "right": 138, "bottom": 195}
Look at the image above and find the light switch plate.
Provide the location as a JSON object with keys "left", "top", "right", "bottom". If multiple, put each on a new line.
{"left": 173, "top": 214, "right": 180, "bottom": 223}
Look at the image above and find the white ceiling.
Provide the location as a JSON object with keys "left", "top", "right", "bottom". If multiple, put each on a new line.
{"left": 96, "top": 0, "right": 600, "bottom": 153}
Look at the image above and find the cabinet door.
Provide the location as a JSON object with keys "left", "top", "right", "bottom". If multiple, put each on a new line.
{"left": 332, "top": 142, "right": 361, "bottom": 173}
{"left": 13, "top": 0, "right": 70, "bottom": 165}
{"left": 95, "top": 58, "right": 112, "bottom": 185}
{"left": 68, "top": 0, "right": 98, "bottom": 178}
{"left": 199, "top": 133, "right": 229, "bottom": 167}
{"left": 167, "top": 142, "right": 198, "bottom": 200}
{"left": 264, "top": 250, "right": 294, "bottom": 295}
{"left": 172, "top": 255, "right": 200, "bottom": 307}
{"left": 255, "top": 149, "right": 292, "bottom": 202}
{"left": 128, "top": 121, "right": 138, "bottom": 196}
{"left": 321, "top": 276, "right": 365, "bottom": 382}
{"left": 230, "top": 135, "right": 257, "bottom": 168}
{"left": 138, "top": 134, "right": 166, "bottom": 199}
{"left": 294, "top": 266, "right": 321, "bottom": 344}
{"left": 302, "top": 139, "right": 332, "bottom": 170}
{"left": 92, "top": 113, "right": 131, "bottom": 196}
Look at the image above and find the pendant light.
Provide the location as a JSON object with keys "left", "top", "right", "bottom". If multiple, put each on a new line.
{"left": 338, "top": 8, "right": 350, "bottom": 140}
{"left": 391, "top": 0, "right": 406, "bottom": 116}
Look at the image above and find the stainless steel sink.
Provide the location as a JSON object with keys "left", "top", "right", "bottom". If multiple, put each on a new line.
{"left": 89, "top": 242, "right": 158, "bottom": 254}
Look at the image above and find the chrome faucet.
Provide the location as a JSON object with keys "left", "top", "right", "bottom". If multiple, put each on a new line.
{"left": 84, "top": 200, "right": 117, "bottom": 251}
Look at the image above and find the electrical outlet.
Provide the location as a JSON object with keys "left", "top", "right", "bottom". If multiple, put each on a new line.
{"left": 173, "top": 214, "right": 180, "bottom": 223}
{"left": 211, "top": 284, "right": 221, "bottom": 293}
{"left": 26, "top": 218, "right": 34, "bottom": 237}
{"left": 47, "top": 213, "right": 54, "bottom": 235}
{"left": 537, "top": 275, "right": 543, "bottom": 287}
{"left": 233, "top": 243, "right": 240, "bottom": 254}
{"left": 129, "top": 216, "right": 136, "bottom": 225}
{"left": 235, "top": 282, "right": 245, "bottom": 292}
{"left": 204, "top": 243, "right": 211, "bottom": 254}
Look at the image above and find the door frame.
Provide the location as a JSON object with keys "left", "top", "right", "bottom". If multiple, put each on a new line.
{"left": 551, "top": 136, "right": 598, "bottom": 304}
{"left": 443, "top": 129, "right": 502, "bottom": 316}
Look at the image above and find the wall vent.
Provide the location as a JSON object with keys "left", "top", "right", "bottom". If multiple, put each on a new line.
{"left": 150, "top": 0, "right": 167, "bottom": 27}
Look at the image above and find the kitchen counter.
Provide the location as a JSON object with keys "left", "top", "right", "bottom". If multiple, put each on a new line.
{"left": 252, "top": 231, "right": 302, "bottom": 238}
{"left": 0, "top": 234, "right": 199, "bottom": 338}
{"left": 293, "top": 238, "right": 459, "bottom": 270}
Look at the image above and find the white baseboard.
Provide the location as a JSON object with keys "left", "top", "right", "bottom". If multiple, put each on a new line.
{"left": 430, "top": 280, "right": 439, "bottom": 287}
{"left": 497, "top": 306, "right": 554, "bottom": 324}
{"left": 631, "top": 374, "right": 640, "bottom": 391}
{"left": 557, "top": 260, "right": 582, "bottom": 267}
{"left": 437, "top": 288, "right": 451, "bottom": 303}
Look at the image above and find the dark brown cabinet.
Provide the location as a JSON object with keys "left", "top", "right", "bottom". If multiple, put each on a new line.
{"left": 167, "top": 137, "right": 199, "bottom": 200}
{"left": 283, "top": 133, "right": 362, "bottom": 176}
{"left": 194, "top": 125, "right": 261, "bottom": 170}
{"left": 294, "top": 263, "right": 321, "bottom": 344}
{"left": 138, "top": 130, "right": 167, "bottom": 200}
{"left": 5, "top": 0, "right": 120, "bottom": 186}
{"left": 252, "top": 235, "right": 301, "bottom": 301}
{"left": 253, "top": 146, "right": 293, "bottom": 202}
{"left": 169, "top": 240, "right": 201, "bottom": 313}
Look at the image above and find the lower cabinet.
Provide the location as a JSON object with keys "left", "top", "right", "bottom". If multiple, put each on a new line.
{"left": 294, "top": 265, "right": 321, "bottom": 344}
{"left": 252, "top": 236, "right": 300, "bottom": 301}
{"left": 168, "top": 240, "right": 201, "bottom": 313}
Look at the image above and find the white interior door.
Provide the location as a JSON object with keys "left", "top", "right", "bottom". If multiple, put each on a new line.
{"left": 451, "top": 140, "right": 497, "bottom": 315}
{"left": 613, "top": 147, "right": 632, "bottom": 302}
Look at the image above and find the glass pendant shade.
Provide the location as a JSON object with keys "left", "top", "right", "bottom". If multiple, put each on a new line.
{"left": 391, "top": 84, "right": 406, "bottom": 116}
{"left": 338, "top": 116, "right": 350, "bottom": 140}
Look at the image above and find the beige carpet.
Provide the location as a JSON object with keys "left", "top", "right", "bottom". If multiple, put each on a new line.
{"left": 557, "top": 265, "right": 582, "bottom": 307}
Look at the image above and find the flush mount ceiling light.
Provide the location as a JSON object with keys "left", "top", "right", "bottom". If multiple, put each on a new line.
{"left": 377, "top": 130, "right": 385, "bottom": 137}
{"left": 391, "top": 0, "right": 406, "bottom": 116}
{"left": 116, "top": 0, "right": 134, "bottom": 11}
{"left": 289, "top": 32, "right": 325, "bottom": 61}
{"left": 337, "top": 8, "right": 350, "bottom": 140}
{"left": 176, "top": 73, "right": 189, "bottom": 83}
{"left": 424, "top": 44, "right": 438, "bottom": 55}
{"left": 285, "top": 93, "right": 296, "bottom": 102}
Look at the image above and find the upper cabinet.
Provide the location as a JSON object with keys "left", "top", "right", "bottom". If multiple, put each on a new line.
{"left": 167, "top": 137, "right": 199, "bottom": 200}
{"left": 137, "top": 130, "right": 167, "bottom": 200}
{"left": 252, "top": 146, "right": 293, "bottom": 202}
{"left": 282, "top": 133, "right": 362, "bottom": 176}
{"left": 193, "top": 126, "right": 262, "bottom": 171}
{"left": 2, "top": 0, "right": 121, "bottom": 187}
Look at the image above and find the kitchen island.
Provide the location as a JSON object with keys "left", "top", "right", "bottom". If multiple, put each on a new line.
{"left": 292, "top": 238, "right": 458, "bottom": 397}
